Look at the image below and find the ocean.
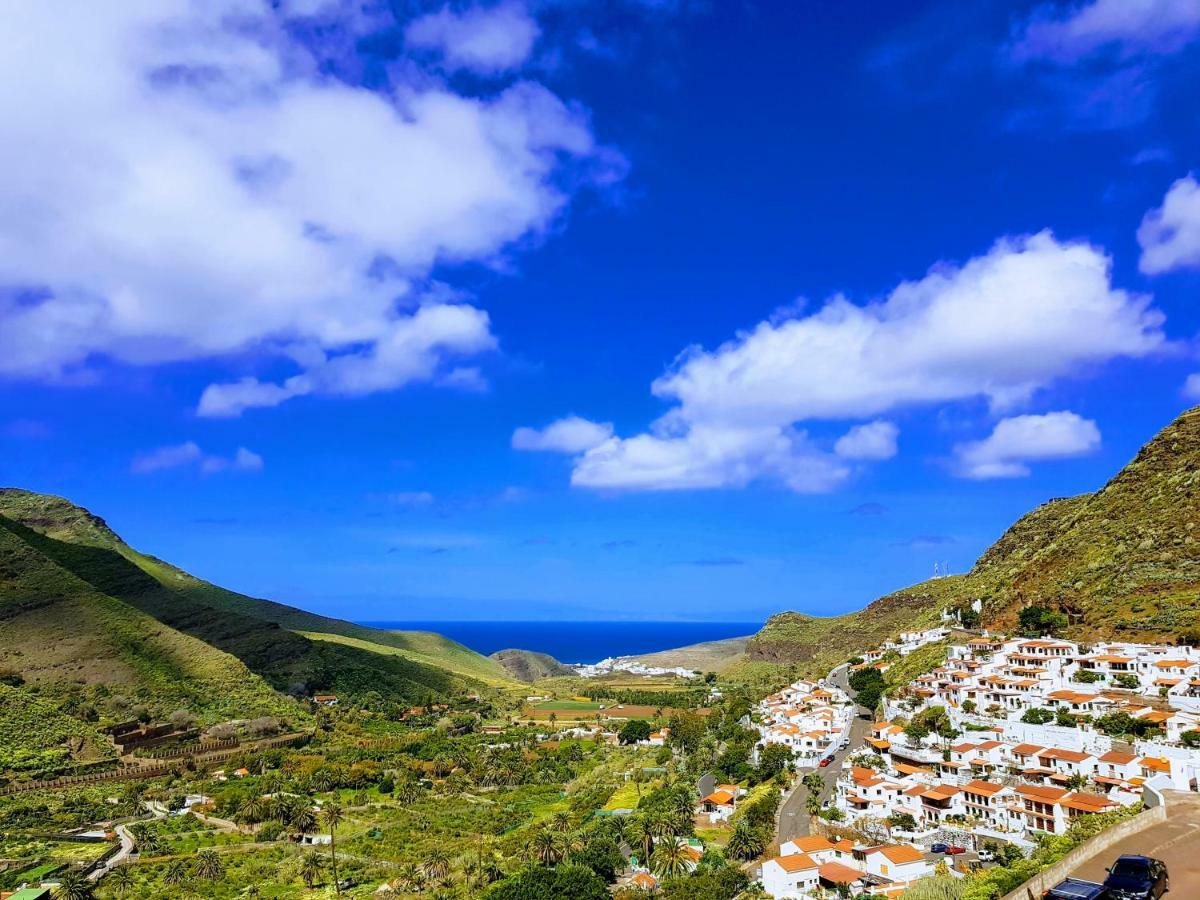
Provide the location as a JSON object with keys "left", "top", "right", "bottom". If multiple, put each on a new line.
{"left": 357, "top": 620, "right": 760, "bottom": 665}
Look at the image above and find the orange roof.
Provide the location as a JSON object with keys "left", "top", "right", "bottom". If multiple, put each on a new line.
{"left": 921, "top": 785, "right": 961, "bottom": 801}
{"left": 1062, "top": 792, "right": 1116, "bottom": 813}
{"left": 703, "top": 790, "right": 735, "bottom": 805}
{"left": 894, "top": 762, "right": 933, "bottom": 776}
{"left": 788, "top": 836, "right": 837, "bottom": 853}
{"left": 818, "top": 862, "right": 864, "bottom": 884}
{"left": 1155, "top": 659, "right": 1195, "bottom": 668}
{"left": 1039, "top": 748, "right": 1091, "bottom": 763}
{"left": 873, "top": 844, "right": 926, "bottom": 864}
{"left": 1099, "top": 750, "right": 1136, "bottom": 764}
{"left": 1139, "top": 757, "right": 1171, "bottom": 773}
{"left": 773, "top": 852, "right": 819, "bottom": 873}
{"left": 1017, "top": 785, "right": 1067, "bottom": 801}
{"left": 1011, "top": 743, "right": 1044, "bottom": 755}
{"left": 964, "top": 779, "right": 1006, "bottom": 796}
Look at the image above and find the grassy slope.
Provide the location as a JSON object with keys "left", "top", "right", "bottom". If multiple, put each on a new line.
{"left": 489, "top": 649, "right": 576, "bottom": 682}
{"left": 0, "top": 490, "right": 518, "bottom": 704}
{"left": 741, "top": 406, "right": 1200, "bottom": 681}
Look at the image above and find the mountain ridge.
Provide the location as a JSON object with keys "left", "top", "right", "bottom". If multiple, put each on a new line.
{"left": 0, "top": 488, "right": 520, "bottom": 741}
{"left": 742, "top": 405, "right": 1200, "bottom": 681}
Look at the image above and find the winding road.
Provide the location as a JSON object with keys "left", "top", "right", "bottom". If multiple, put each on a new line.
{"left": 775, "top": 663, "right": 872, "bottom": 846}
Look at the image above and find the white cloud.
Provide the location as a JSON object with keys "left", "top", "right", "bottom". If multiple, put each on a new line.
{"left": 1183, "top": 374, "right": 1200, "bottom": 400}
{"left": 1013, "top": 0, "right": 1200, "bottom": 63}
{"left": 953, "top": 411, "right": 1101, "bottom": 479}
{"left": 558, "top": 232, "right": 1161, "bottom": 493}
{"left": 0, "top": 2, "right": 607, "bottom": 415}
{"left": 572, "top": 425, "right": 850, "bottom": 493}
{"left": 132, "top": 442, "right": 263, "bottom": 475}
{"left": 834, "top": 420, "right": 899, "bottom": 461}
{"left": 1138, "top": 175, "right": 1200, "bottom": 275}
{"left": 512, "top": 415, "right": 613, "bottom": 453}
{"left": 406, "top": 2, "right": 540, "bottom": 75}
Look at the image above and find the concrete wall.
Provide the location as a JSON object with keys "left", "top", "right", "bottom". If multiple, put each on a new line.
{"left": 999, "top": 805, "right": 1167, "bottom": 900}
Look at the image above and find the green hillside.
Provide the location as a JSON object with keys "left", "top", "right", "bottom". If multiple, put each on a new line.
{"left": 490, "top": 648, "right": 576, "bottom": 681}
{"left": 0, "top": 489, "right": 519, "bottom": 752}
{"left": 743, "top": 405, "right": 1200, "bottom": 681}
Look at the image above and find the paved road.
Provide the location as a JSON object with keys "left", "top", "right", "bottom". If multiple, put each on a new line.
{"left": 776, "top": 664, "right": 872, "bottom": 846}
{"left": 1069, "top": 793, "right": 1200, "bottom": 898}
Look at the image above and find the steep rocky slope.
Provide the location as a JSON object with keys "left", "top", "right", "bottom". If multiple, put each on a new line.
{"left": 744, "top": 406, "right": 1200, "bottom": 679}
{"left": 490, "top": 649, "right": 576, "bottom": 681}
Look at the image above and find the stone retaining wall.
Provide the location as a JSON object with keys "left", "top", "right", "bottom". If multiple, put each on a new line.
{"left": 999, "top": 805, "right": 1168, "bottom": 900}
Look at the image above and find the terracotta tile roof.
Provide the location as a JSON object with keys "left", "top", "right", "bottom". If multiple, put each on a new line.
{"left": 703, "top": 790, "right": 735, "bottom": 805}
{"left": 875, "top": 844, "right": 927, "bottom": 864}
{"left": 1011, "top": 743, "right": 1044, "bottom": 755}
{"left": 1139, "top": 757, "right": 1170, "bottom": 773}
{"left": 1099, "top": 750, "right": 1136, "bottom": 764}
{"left": 921, "top": 785, "right": 961, "bottom": 801}
{"left": 818, "top": 862, "right": 864, "bottom": 884}
{"left": 1039, "top": 748, "right": 1091, "bottom": 763}
{"left": 1017, "top": 784, "right": 1067, "bottom": 801}
{"left": 963, "top": 779, "right": 1006, "bottom": 796}
{"left": 787, "top": 836, "right": 836, "bottom": 854}
{"left": 773, "top": 852, "right": 819, "bottom": 873}
{"left": 1062, "top": 792, "right": 1116, "bottom": 813}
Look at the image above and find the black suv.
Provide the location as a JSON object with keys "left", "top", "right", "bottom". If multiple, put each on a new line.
{"left": 1043, "top": 877, "right": 1109, "bottom": 899}
{"left": 1102, "top": 855, "right": 1169, "bottom": 900}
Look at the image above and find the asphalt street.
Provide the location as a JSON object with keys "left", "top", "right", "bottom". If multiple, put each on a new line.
{"left": 776, "top": 663, "right": 873, "bottom": 845}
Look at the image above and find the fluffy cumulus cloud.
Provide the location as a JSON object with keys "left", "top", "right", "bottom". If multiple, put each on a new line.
{"left": 1138, "top": 175, "right": 1200, "bottom": 275}
{"left": 1013, "top": 0, "right": 1200, "bottom": 62}
{"left": 953, "top": 411, "right": 1101, "bottom": 479}
{"left": 512, "top": 415, "right": 613, "bottom": 453}
{"left": 131, "top": 442, "right": 263, "bottom": 475}
{"left": 1183, "top": 374, "right": 1200, "bottom": 400}
{"left": 834, "top": 420, "right": 899, "bottom": 461}
{"left": 406, "top": 2, "right": 541, "bottom": 74}
{"left": 0, "top": 1, "right": 609, "bottom": 415}
{"left": 552, "top": 232, "right": 1161, "bottom": 492}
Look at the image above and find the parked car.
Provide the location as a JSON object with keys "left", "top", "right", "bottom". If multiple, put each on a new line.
{"left": 839, "top": 740, "right": 850, "bottom": 750}
{"left": 930, "top": 843, "right": 949, "bottom": 854}
{"left": 818, "top": 756, "right": 833, "bottom": 768}
{"left": 1102, "top": 854, "right": 1169, "bottom": 899}
{"left": 1042, "top": 878, "right": 1110, "bottom": 900}
{"left": 944, "top": 845, "right": 967, "bottom": 855}
{"left": 977, "top": 847, "right": 996, "bottom": 863}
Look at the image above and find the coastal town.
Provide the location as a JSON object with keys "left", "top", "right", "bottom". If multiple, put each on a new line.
{"left": 749, "top": 627, "right": 1200, "bottom": 897}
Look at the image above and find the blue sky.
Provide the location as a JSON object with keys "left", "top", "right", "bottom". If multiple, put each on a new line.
{"left": 2, "top": 0, "right": 1199, "bottom": 622}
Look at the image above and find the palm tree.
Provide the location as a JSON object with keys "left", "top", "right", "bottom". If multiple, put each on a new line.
{"left": 237, "top": 796, "right": 270, "bottom": 825}
{"left": 393, "top": 863, "right": 421, "bottom": 893}
{"left": 322, "top": 799, "right": 344, "bottom": 894}
{"left": 422, "top": 846, "right": 451, "bottom": 883}
{"left": 551, "top": 811, "right": 572, "bottom": 833}
{"left": 291, "top": 806, "right": 318, "bottom": 837}
{"left": 163, "top": 860, "right": 187, "bottom": 886}
{"left": 649, "top": 810, "right": 677, "bottom": 842}
{"left": 625, "top": 815, "right": 654, "bottom": 867}
{"left": 726, "top": 821, "right": 764, "bottom": 861}
{"left": 107, "top": 865, "right": 134, "bottom": 896}
{"left": 300, "top": 851, "right": 324, "bottom": 889}
{"left": 651, "top": 838, "right": 692, "bottom": 879}
{"left": 531, "top": 829, "right": 561, "bottom": 867}
{"left": 54, "top": 871, "right": 94, "bottom": 900}
{"left": 193, "top": 848, "right": 225, "bottom": 880}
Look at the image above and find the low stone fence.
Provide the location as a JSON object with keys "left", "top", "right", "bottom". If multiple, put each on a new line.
{"left": 999, "top": 805, "right": 1168, "bottom": 900}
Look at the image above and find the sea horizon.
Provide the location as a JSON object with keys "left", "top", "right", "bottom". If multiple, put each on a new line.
{"left": 358, "top": 619, "right": 760, "bottom": 665}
